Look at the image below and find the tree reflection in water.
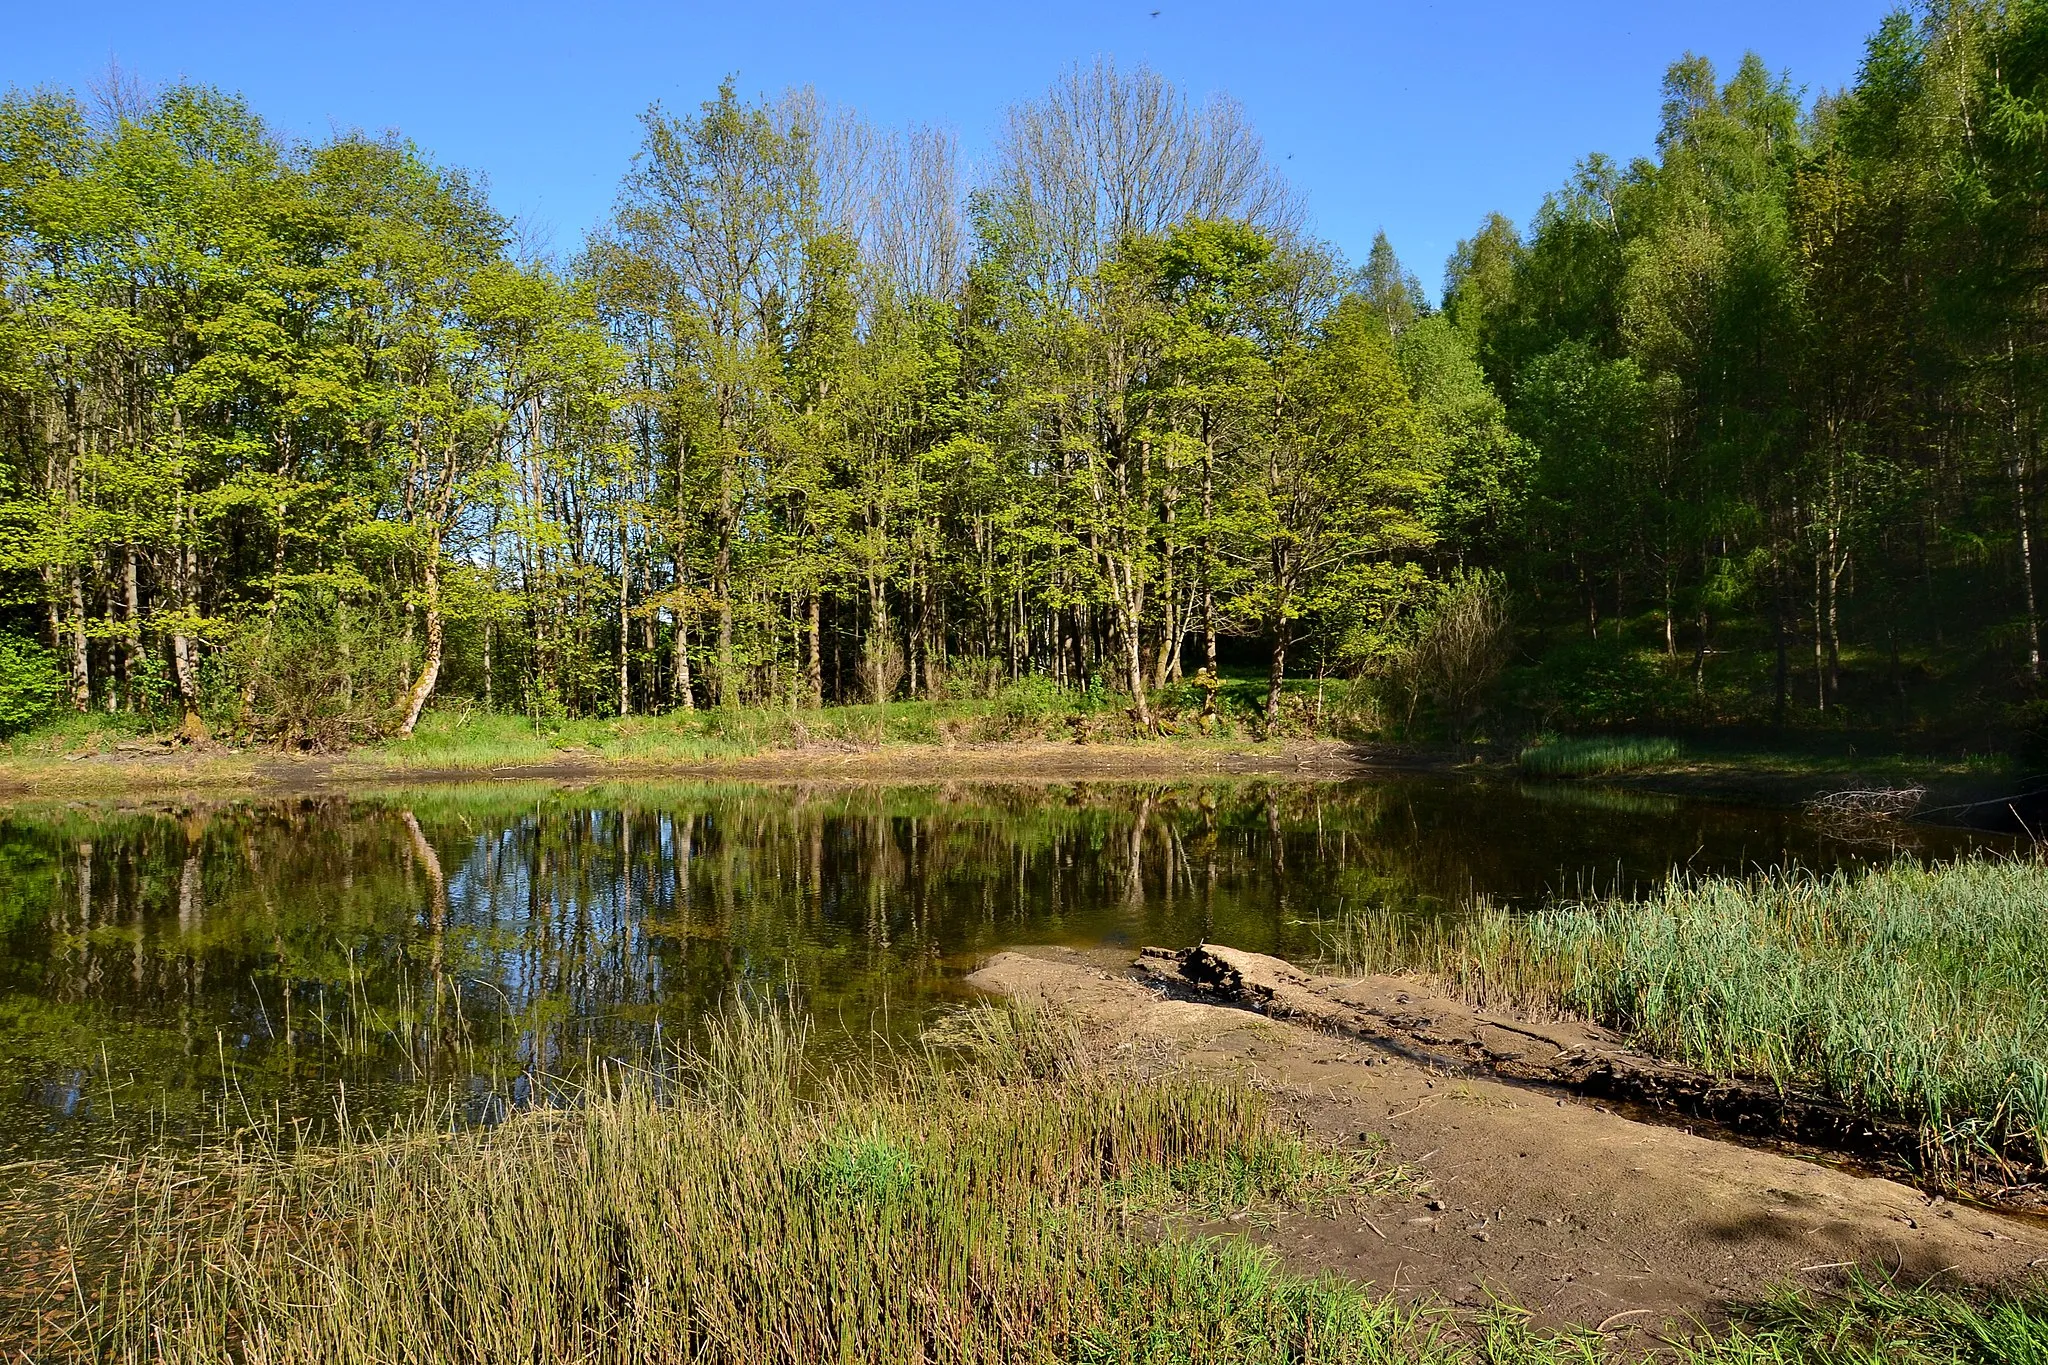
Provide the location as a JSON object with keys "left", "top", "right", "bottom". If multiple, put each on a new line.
{"left": 0, "top": 777, "right": 1995, "bottom": 1160}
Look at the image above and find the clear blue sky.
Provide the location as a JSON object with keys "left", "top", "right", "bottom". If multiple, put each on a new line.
{"left": 8, "top": 0, "right": 1900, "bottom": 293}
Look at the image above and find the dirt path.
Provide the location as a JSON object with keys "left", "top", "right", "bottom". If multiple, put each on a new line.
{"left": 969, "top": 946, "right": 2048, "bottom": 1338}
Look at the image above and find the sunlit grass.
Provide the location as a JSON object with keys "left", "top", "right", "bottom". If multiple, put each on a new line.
{"left": 0, "top": 708, "right": 158, "bottom": 758}
{"left": 1517, "top": 734, "right": 1683, "bottom": 777}
{"left": 35, "top": 1001, "right": 2048, "bottom": 1363}
{"left": 1326, "top": 856, "right": 2048, "bottom": 1177}
{"left": 52, "top": 1003, "right": 1408, "bottom": 1362}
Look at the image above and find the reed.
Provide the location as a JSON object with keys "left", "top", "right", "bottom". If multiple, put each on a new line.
{"left": 33, "top": 1000, "right": 2048, "bottom": 1362}
{"left": 51, "top": 1003, "right": 1407, "bottom": 1363}
{"left": 1325, "top": 857, "right": 2048, "bottom": 1176}
{"left": 1517, "top": 735, "right": 1682, "bottom": 777}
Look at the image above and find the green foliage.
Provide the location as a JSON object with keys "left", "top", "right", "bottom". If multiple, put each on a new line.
{"left": 1507, "top": 639, "right": 1674, "bottom": 729}
{"left": 0, "top": 632, "right": 62, "bottom": 736}
{"left": 8, "top": 6, "right": 2048, "bottom": 751}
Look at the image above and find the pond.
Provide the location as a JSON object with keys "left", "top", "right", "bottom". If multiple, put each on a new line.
{"left": 0, "top": 774, "right": 2009, "bottom": 1163}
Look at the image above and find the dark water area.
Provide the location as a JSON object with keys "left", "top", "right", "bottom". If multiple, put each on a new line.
{"left": 0, "top": 775, "right": 2011, "bottom": 1162}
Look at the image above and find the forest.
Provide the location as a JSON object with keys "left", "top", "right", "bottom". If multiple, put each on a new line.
{"left": 1, "top": 0, "right": 2044, "bottom": 751}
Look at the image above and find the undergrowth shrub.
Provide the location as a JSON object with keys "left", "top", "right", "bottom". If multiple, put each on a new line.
{"left": 0, "top": 632, "right": 64, "bottom": 736}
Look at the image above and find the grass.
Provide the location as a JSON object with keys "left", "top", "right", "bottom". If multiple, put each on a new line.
{"left": 45, "top": 1003, "right": 1411, "bottom": 1363}
{"left": 0, "top": 677, "right": 1353, "bottom": 796}
{"left": 1518, "top": 734, "right": 1684, "bottom": 777}
{"left": 24, "top": 1001, "right": 2048, "bottom": 1362}
{"left": 1326, "top": 856, "right": 2048, "bottom": 1179}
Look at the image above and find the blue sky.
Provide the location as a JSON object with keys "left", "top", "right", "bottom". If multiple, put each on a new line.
{"left": 8, "top": 1, "right": 1899, "bottom": 294}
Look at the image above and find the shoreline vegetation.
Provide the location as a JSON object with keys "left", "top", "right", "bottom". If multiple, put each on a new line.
{"left": 1325, "top": 857, "right": 2048, "bottom": 1189}
{"left": 25, "top": 1001, "right": 2048, "bottom": 1364}
{"left": 0, "top": 695, "right": 2028, "bottom": 807}
{"left": 0, "top": 693, "right": 1390, "bottom": 801}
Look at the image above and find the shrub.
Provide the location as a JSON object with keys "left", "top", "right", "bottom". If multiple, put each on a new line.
{"left": 1509, "top": 639, "right": 1672, "bottom": 729}
{"left": 235, "top": 597, "right": 412, "bottom": 749}
{"left": 0, "top": 632, "right": 64, "bottom": 736}
{"left": 993, "top": 675, "right": 1070, "bottom": 730}
{"left": 1405, "top": 570, "right": 1512, "bottom": 740}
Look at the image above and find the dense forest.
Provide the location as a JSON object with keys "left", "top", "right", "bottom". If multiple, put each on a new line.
{"left": 1, "top": 0, "right": 2043, "bottom": 749}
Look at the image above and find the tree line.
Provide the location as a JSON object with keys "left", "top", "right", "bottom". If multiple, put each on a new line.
{"left": 3, "top": 0, "right": 2044, "bottom": 747}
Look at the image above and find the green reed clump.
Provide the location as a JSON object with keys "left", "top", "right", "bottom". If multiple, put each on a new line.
{"left": 56, "top": 1004, "right": 1407, "bottom": 1364}
{"left": 1517, "top": 735, "right": 1682, "bottom": 777}
{"left": 1327, "top": 857, "right": 2048, "bottom": 1176}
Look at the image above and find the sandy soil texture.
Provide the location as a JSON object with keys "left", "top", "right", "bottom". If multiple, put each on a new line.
{"left": 968, "top": 945, "right": 2048, "bottom": 1339}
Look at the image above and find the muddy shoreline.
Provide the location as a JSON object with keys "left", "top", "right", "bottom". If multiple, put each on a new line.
{"left": 2, "top": 732, "right": 2031, "bottom": 829}
{"left": 969, "top": 944, "right": 2048, "bottom": 1334}
{"left": 1138, "top": 943, "right": 2047, "bottom": 1209}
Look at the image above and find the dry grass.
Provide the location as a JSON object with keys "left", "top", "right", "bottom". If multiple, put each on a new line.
{"left": 27, "top": 1001, "right": 2048, "bottom": 1363}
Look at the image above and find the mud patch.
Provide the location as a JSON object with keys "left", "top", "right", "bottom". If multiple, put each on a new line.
{"left": 1139, "top": 943, "right": 2043, "bottom": 1206}
{"left": 968, "top": 945, "right": 2048, "bottom": 1335}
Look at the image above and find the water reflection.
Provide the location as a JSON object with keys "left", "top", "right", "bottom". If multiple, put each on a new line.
{"left": 0, "top": 776, "right": 2002, "bottom": 1159}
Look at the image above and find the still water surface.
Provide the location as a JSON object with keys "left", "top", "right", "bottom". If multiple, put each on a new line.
{"left": 0, "top": 775, "right": 2007, "bottom": 1161}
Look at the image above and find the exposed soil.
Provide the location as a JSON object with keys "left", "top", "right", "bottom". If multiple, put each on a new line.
{"left": 1141, "top": 943, "right": 2047, "bottom": 1200}
{"left": 968, "top": 945, "right": 2048, "bottom": 1340}
{"left": 0, "top": 738, "right": 1404, "bottom": 806}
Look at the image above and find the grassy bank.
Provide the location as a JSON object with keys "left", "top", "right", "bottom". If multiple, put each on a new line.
{"left": 1518, "top": 734, "right": 1683, "bottom": 777}
{"left": 29, "top": 1002, "right": 2048, "bottom": 1363}
{"left": 1327, "top": 857, "right": 2048, "bottom": 1178}
{"left": 1514, "top": 731, "right": 2022, "bottom": 789}
{"left": 0, "top": 682, "right": 1376, "bottom": 800}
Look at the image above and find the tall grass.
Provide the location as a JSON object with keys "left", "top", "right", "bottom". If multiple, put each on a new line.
{"left": 35, "top": 1002, "right": 2048, "bottom": 1363}
{"left": 1518, "top": 735, "right": 1682, "bottom": 777}
{"left": 52, "top": 1004, "right": 1408, "bottom": 1363}
{"left": 1326, "top": 857, "right": 2048, "bottom": 1175}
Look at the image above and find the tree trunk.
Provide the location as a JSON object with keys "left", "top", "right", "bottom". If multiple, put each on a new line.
{"left": 120, "top": 546, "right": 140, "bottom": 711}
{"left": 616, "top": 526, "right": 631, "bottom": 718}
{"left": 2017, "top": 449, "right": 2041, "bottom": 684}
{"left": 671, "top": 552, "right": 695, "bottom": 711}
{"left": 1201, "top": 430, "right": 1219, "bottom": 675}
{"left": 1663, "top": 567, "right": 1675, "bottom": 657}
{"left": 397, "top": 551, "right": 443, "bottom": 736}
{"left": 1265, "top": 621, "right": 1289, "bottom": 728}
{"left": 715, "top": 513, "right": 735, "bottom": 706}
{"left": 1814, "top": 547, "right": 1827, "bottom": 711}
{"left": 2009, "top": 336, "right": 2041, "bottom": 685}
{"left": 806, "top": 592, "right": 823, "bottom": 708}
{"left": 66, "top": 565, "right": 90, "bottom": 711}
{"left": 1773, "top": 557, "right": 1789, "bottom": 731}
{"left": 171, "top": 501, "right": 207, "bottom": 743}
{"left": 639, "top": 558, "right": 657, "bottom": 705}
{"left": 1120, "top": 604, "right": 1153, "bottom": 730}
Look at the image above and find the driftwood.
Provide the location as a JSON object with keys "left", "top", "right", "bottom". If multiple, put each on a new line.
{"left": 1804, "top": 786, "right": 1927, "bottom": 821}
{"left": 1136, "top": 944, "right": 2041, "bottom": 1198}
